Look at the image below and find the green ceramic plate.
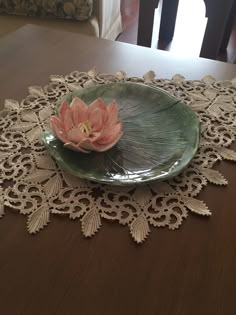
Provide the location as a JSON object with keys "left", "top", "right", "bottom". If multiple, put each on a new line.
{"left": 42, "top": 82, "right": 200, "bottom": 185}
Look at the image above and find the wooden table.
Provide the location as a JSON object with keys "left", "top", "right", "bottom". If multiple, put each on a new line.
{"left": 1, "top": 25, "right": 236, "bottom": 315}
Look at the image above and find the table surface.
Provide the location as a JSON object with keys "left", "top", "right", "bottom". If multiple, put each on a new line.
{"left": 0, "top": 25, "right": 236, "bottom": 315}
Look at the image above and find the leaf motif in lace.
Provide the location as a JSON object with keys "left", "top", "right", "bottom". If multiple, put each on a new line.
{"left": 1, "top": 69, "right": 236, "bottom": 243}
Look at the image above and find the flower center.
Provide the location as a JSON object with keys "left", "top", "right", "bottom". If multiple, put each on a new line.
{"left": 79, "top": 120, "right": 92, "bottom": 137}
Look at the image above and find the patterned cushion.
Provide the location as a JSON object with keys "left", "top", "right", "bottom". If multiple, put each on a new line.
{"left": 0, "top": 0, "right": 93, "bottom": 21}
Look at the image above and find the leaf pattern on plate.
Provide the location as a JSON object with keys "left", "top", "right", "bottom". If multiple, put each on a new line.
{"left": 43, "top": 82, "right": 200, "bottom": 185}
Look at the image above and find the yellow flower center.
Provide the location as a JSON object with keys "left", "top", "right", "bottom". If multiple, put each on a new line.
{"left": 79, "top": 120, "right": 92, "bottom": 137}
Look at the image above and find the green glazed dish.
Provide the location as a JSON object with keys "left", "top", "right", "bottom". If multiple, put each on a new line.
{"left": 42, "top": 82, "right": 200, "bottom": 185}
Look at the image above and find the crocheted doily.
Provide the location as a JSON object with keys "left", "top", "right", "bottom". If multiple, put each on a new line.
{"left": 1, "top": 69, "right": 236, "bottom": 243}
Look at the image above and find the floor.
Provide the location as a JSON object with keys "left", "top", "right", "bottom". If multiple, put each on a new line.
{"left": 117, "top": 0, "right": 236, "bottom": 63}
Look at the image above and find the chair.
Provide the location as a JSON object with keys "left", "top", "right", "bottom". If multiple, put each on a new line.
{"left": 0, "top": 0, "right": 122, "bottom": 40}
{"left": 137, "top": 0, "right": 235, "bottom": 60}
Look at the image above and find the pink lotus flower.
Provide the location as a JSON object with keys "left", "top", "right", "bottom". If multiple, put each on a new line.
{"left": 50, "top": 97, "right": 123, "bottom": 153}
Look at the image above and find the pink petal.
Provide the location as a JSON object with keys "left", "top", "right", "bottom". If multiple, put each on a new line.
{"left": 70, "top": 97, "right": 87, "bottom": 111}
{"left": 105, "top": 100, "right": 119, "bottom": 127}
{"left": 58, "top": 100, "right": 70, "bottom": 121}
{"left": 64, "top": 142, "right": 90, "bottom": 153}
{"left": 63, "top": 107, "right": 75, "bottom": 133}
{"left": 70, "top": 98, "right": 88, "bottom": 125}
{"left": 88, "top": 98, "right": 108, "bottom": 123}
{"left": 50, "top": 116, "right": 68, "bottom": 143}
{"left": 88, "top": 131, "right": 102, "bottom": 143}
{"left": 88, "top": 98, "right": 107, "bottom": 112}
{"left": 67, "top": 127, "right": 86, "bottom": 143}
{"left": 98, "top": 122, "right": 123, "bottom": 144}
{"left": 89, "top": 108, "right": 103, "bottom": 132}
{"left": 79, "top": 131, "right": 123, "bottom": 152}
{"left": 96, "top": 132, "right": 123, "bottom": 151}
{"left": 78, "top": 138, "right": 97, "bottom": 151}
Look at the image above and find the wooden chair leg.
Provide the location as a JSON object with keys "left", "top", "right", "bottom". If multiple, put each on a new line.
{"left": 137, "top": 0, "right": 159, "bottom": 47}
{"left": 200, "top": 0, "right": 234, "bottom": 59}
{"left": 159, "top": 0, "right": 179, "bottom": 41}
{"left": 219, "top": 0, "right": 236, "bottom": 52}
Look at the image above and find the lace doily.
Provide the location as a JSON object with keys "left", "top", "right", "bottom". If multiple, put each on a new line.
{"left": 1, "top": 69, "right": 236, "bottom": 243}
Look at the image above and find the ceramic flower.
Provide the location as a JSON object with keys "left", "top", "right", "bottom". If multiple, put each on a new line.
{"left": 50, "top": 97, "right": 123, "bottom": 153}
